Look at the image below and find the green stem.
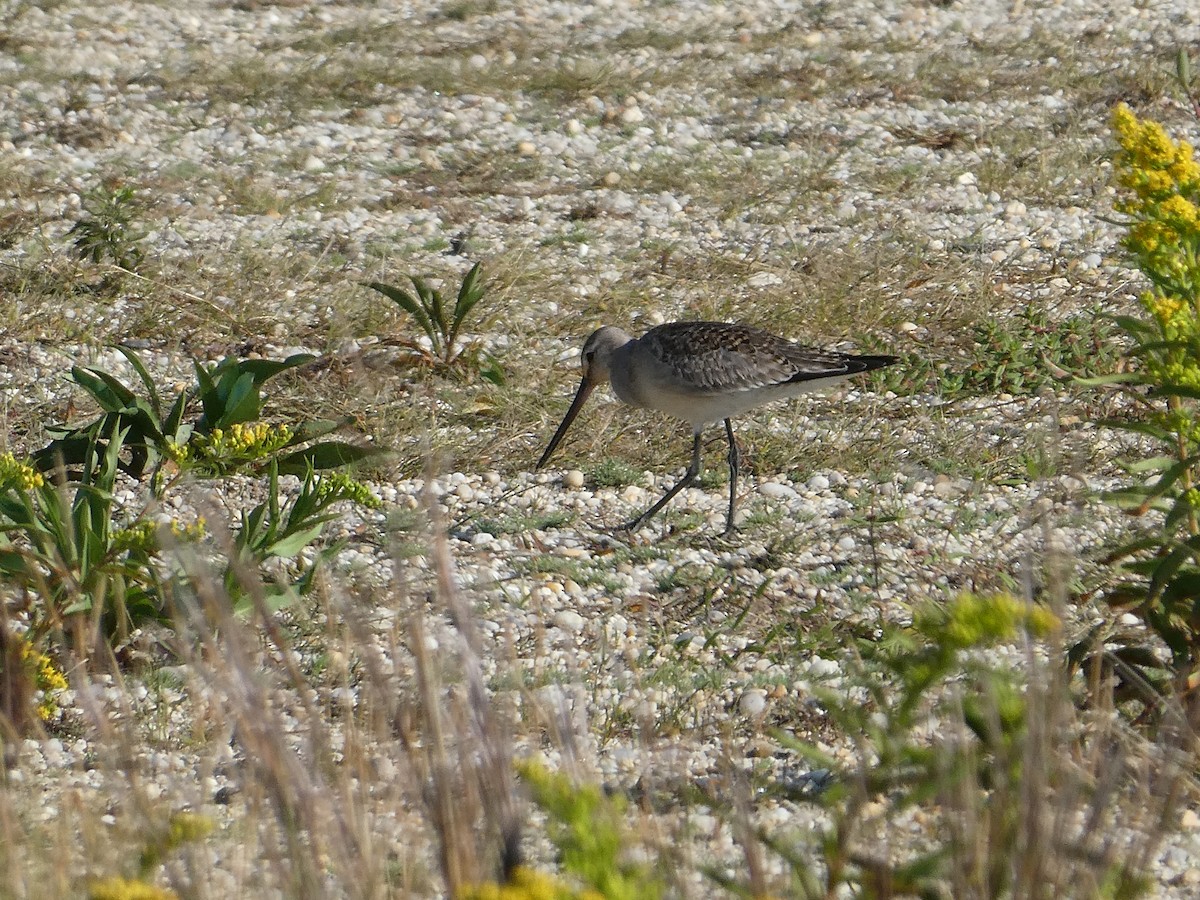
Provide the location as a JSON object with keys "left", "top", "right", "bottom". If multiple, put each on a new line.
{"left": 1170, "top": 394, "right": 1200, "bottom": 538}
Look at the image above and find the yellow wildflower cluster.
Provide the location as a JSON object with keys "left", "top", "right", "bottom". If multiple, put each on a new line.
{"left": 87, "top": 877, "right": 178, "bottom": 900}
{"left": 169, "top": 517, "right": 207, "bottom": 541}
{"left": 112, "top": 520, "right": 158, "bottom": 554}
{"left": 163, "top": 812, "right": 214, "bottom": 848}
{"left": 0, "top": 452, "right": 45, "bottom": 492}
{"left": 193, "top": 422, "right": 293, "bottom": 460}
{"left": 113, "top": 517, "right": 206, "bottom": 554}
{"left": 1112, "top": 103, "right": 1200, "bottom": 203}
{"left": 1112, "top": 106, "right": 1200, "bottom": 397}
{"left": 316, "top": 471, "right": 382, "bottom": 509}
{"left": 461, "top": 866, "right": 602, "bottom": 900}
{"left": 17, "top": 636, "right": 68, "bottom": 721}
{"left": 923, "top": 593, "right": 1060, "bottom": 651}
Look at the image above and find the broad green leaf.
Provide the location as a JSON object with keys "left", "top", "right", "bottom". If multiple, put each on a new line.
{"left": 1073, "top": 372, "right": 1142, "bottom": 387}
{"left": 276, "top": 441, "right": 384, "bottom": 474}
{"left": 365, "top": 280, "right": 439, "bottom": 351}
{"left": 265, "top": 521, "right": 327, "bottom": 558}
{"left": 71, "top": 366, "right": 134, "bottom": 411}
{"left": 236, "top": 354, "right": 316, "bottom": 386}
{"left": 116, "top": 346, "right": 162, "bottom": 417}
{"left": 283, "top": 417, "right": 350, "bottom": 447}
{"left": 1125, "top": 455, "right": 1181, "bottom": 474}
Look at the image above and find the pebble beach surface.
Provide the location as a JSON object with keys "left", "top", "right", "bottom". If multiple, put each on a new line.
{"left": 3, "top": 0, "right": 1200, "bottom": 895}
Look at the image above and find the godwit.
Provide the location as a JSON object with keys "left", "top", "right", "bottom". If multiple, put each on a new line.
{"left": 537, "top": 321, "right": 897, "bottom": 535}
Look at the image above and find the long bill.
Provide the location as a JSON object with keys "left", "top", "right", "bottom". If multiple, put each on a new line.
{"left": 536, "top": 377, "right": 596, "bottom": 469}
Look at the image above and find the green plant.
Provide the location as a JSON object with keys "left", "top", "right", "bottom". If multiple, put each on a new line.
{"left": 87, "top": 811, "right": 213, "bottom": 900}
{"left": 727, "top": 594, "right": 1152, "bottom": 899}
{"left": 963, "top": 304, "right": 1118, "bottom": 395}
{"left": 512, "top": 760, "right": 664, "bottom": 900}
{"left": 218, "top": 462, "right": 381, "bottom": 617}
{"left": 67, "top": 183, "right": 146, "bottom": 271}
{"left": 365, "top": 261, "right": 492, "bottom": 370}
{"left": 587, "top": 458, "right": 640, "bottom": 488}
{"left": 0, "top": 429, "right": 184, "bottom": 649}
{"left": 4, "top": 406, "right": 379, "bottom": 657}
{"left": 1080, "top": 105, "right": 1200, "bottom": 717}
{"left": 35, "top": 348, "right": 377, "bottom": 494}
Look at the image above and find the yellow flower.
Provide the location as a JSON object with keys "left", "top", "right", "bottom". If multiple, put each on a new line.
{"left": 1170, "top": 140, "right": 1200, "bottom": 186}
{"left": 169, "top": 517, "right": 207, "bottom": 541}
{"left": 1159, "top": 194, "right": 1199, "bottom": 228}
{"left": 87, "top": 877, "right": 178, "bottom": 900}
{"left": 460, "top": 866, "right": 583, "bottom": 900}
{"left": 0, "top": 452, "right": 45, "bottom": 491}
{"left": 16, "top": 636, "right": 68, "bottom": 721}
{"left": 923, "top": 593, "right": 1060, "bottom": 650}
{"left": 1111, "top": 103, "right": 1138, "bottom": 143}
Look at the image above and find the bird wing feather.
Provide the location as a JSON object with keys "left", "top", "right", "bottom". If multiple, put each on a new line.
{"left": 641, "top": 322, "right": 858, "bottom": 394}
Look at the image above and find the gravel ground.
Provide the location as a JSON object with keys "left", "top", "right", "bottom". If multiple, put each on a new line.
{"left": 3, "top": 0, "right": 1200, "bottom": 896}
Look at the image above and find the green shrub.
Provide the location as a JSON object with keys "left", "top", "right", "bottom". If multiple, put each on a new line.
{"left": 1078, "top": 104, "right": 1200, "bottom": 716}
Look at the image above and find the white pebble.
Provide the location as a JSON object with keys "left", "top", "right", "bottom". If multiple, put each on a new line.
{"left": 739, "top": 689, "right": 768, "bottom": 717}
{"left": 554, "top": 610, "right": 586, "bottom": 633}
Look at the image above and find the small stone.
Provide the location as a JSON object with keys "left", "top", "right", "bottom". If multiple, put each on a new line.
{"left": 898, "top": 321, "right": 919, "bottom": 333}
{"left": 1181, "top": 808, "right": 1200, "bottom": 831}
{"left": 602, "top": 171, "right": 621, "bottom": 186}
{"left": 564, "top": 469, "right": 585, "bottom": 489}
{"left": 620, "top": 105, "right": 645, "bottom": 125}
{"left": 759, "top": 482, "right": 797, "bottom": 500}
{"left": 1004, "top": 200, "right": 1027, "bottom": 218}
{"left": 303, "top": 155, "right": 325, "bottom": 172}
{"left": 566, "top": 118, "right": 583, "bottom": 135}
{"left": 620, "top": 485, "right": 644, "bottom": 505}
{"left": 554, "top": 610, "right": 586, "bottom": 633}
{"left": 956, "top": 171, "right": 977, "bottom": 187}
{"left": 468, "top": 53, "right": 487, "bottom": 69}
{"left": 516, "top": 141, "right": 537, "bottom": 156}
{"left": 739, "top": 689, "right": 768, "bottom": 718}
{"left": 807, "top": 473, "right": 830, "bottom": 491}
{"left": 836, "top": 535, "right": 855, "bottom": 552}
{"left": 748, "top": 271, "right": 783, "bottom": 288}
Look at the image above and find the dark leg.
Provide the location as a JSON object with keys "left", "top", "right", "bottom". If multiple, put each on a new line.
{"left": 622, "top": 430, "right": 703, "bottom": 531}
{"left": 722, "top": 418, "right": 739, "bottom": 536}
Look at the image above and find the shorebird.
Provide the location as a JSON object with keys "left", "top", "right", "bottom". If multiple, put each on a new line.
{"left": 537, "top": 321, "right": 897, "bottom": 535}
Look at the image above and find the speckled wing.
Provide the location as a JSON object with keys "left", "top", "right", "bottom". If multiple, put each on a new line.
{"left": 640, "top": 322, "right": 886, "bottom": 394}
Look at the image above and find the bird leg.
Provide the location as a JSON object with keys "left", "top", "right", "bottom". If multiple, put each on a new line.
{"left": 723, "top": 418, "right": 739, "bottom": 536}
{"left": 622, "top": 429, "right": 703, "bottom": 531}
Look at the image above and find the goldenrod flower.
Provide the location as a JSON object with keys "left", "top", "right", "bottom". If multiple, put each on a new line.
{"left": 87, "top": 877, "right": 178, "bottom": 900}
{"left": 0, "top": 453, "right": 45, "bottom": 491}
{"left": 16, "top": 636, "right": 69, "bottom": 721}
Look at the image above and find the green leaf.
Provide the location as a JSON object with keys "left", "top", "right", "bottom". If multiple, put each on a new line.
{"left": 365, "top": 280, "right": 438, "bottom": 349}
{"left": 283, "top": 417, "right": 349, "bottom": 447}
{"left": 1125, "top": 455, "right": 1182, "bottom": 474}
{"left": 1073, "top": 372, "right": 1143, "bottom": 387}
{"left": 275, "top": 441, "right": 384, "bottom": 474}
{"left": 71, "top": 366, "right": 134, "bottom": 411}
{"left": 1147, "top": 543, "right": 1198, "bottom": 601}
{"left": 450, "top": 262, "right": 486, "bottom": 346}
{"left": 205, "top": 372, "right": 260, "bottom": 429}
{"left": 236, "top": 354, "right": 316, "bottom": 386}
{"left": 117, "top": 346, "right": 162, "bottom": 417}
{"left": 265, "top": 521, "right": 327, "bottom": 559}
